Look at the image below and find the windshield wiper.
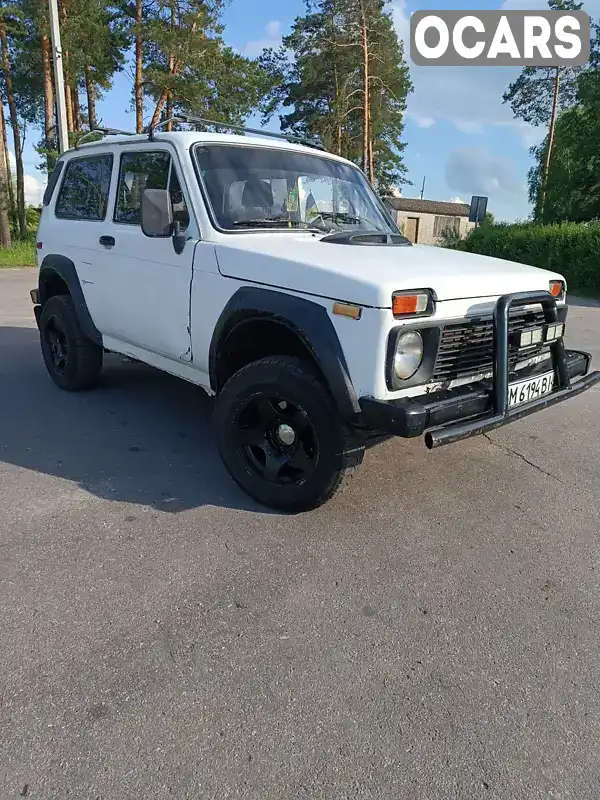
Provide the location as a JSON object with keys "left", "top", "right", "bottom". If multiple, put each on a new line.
{"left": 232, "top": 216, "right": 320, "bottom": 231}
{"left": 310, "top": 210, "right": 382, "bottom": 229}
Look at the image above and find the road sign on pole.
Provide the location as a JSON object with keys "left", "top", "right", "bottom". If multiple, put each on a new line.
{"left": 469, "top": 196, "right": 488, "bottom": 225}
{"left": 48, "top": 0, "right": 69, "bottom": 155}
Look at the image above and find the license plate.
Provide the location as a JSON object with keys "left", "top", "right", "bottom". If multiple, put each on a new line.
{"left": 508, "top": 371, "right": 555, "bottom": 409}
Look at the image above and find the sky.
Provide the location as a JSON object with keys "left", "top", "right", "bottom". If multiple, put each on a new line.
{"left": 17, "top": 0, "right": 600, "bottom": 222}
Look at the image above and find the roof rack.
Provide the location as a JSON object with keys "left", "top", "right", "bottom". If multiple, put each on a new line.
{"left": 148, "top": 114, "right": 326, "bottom": 151}
{"left": 75, "top": 127, "right": 138, "bottom": 148}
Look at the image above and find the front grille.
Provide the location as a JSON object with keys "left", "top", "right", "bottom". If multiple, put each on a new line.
{"left": 433, "top": 309, "right": 551, "bottom": 382}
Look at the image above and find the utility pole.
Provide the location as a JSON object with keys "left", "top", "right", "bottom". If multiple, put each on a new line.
{"left": 48, "top": 0, "right": 69, "bottom": 154}
{"left": 420, "top": 176, "right": 426, "bottom": 200}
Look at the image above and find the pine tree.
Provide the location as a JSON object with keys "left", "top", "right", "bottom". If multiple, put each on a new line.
{"left": 262, "top": 1, "right": 357, "bottom": 155}
{"left": 527, "top": 22, "right": 600, "bottom": 223}
{"left": 0, "top": 100, "right": 16, "bottom": 232}
{"left": 3, "top": 0, "right": 127, "bottom": 174}
{"left": 59, "top": 0, "right": 127, "bottom": 132}
{"left": 114, "top": 0, "right": 148, "bottom": 132}
{"left": 503, "top": 0, "right": 585, "bottom": 220}
{"left": 0, "top": 91, "right": 11, "bottom": 246}
{"left": 142, "top": 0, "right": 272, "bottom": 130}
{"left": 263, "top": 0, "right": 411, "bottom": 193}
{"left": 352, "top": 0, "right": 411, "bottom": 189}
{"left": 13, "top": 0, "right": 57, "bottom": 172}
{"left": 0, "top": 1, "right": 28, "bottom": 236}
{"left": 135, "top": 0, "right": 143, "bottom": 132}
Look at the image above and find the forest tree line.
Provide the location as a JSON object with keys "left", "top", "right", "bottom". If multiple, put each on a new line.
{"left": 503, "top": 1, "right": 600, "bottom": 225}
{"left": 4, "top": 0, "right": 596, "bottom": 255}
{"left": 0, "top": 0, "right": 412, "bottom": 249}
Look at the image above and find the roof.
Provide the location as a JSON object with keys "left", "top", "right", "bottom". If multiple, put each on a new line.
{"left": 383, "top": 197, "right": 470, "bottom": 217}
{"left": 72, "top": 130, "right": 353, "bottom": 164}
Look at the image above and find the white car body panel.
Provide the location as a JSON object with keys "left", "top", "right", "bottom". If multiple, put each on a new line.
{"left": 212, "top": 234, "right": 564, "bottom": 307}
{"left": 86, "top": 143, "right": 198, "bottom": 361}
{"left": 36, "top": 130, "right": 568, "bottom": 404}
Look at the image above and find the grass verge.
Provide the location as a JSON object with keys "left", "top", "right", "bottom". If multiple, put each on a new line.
{"left": 0, "top": 239, "right": 37, "bottom": 268}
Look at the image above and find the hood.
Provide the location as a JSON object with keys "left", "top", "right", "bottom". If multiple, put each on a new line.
{"left": 214, "top": 234, "right": 564, "bottom": 307}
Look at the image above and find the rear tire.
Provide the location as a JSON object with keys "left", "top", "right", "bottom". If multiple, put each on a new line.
{"left": 215, "top": 356, "right": 364, "bottom": 512}
{"left": 39, "top": 294, "right": 103, "bottom": 391}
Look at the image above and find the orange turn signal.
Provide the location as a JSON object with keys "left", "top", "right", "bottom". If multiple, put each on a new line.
{"left": 549, "top": 280, "right": 564, "bottom": 299}
{"left": 392, "top": 291, "right": 431, "bottom": 318}
{"left": 333, "top": 302, "right": 361, "bottom": 320}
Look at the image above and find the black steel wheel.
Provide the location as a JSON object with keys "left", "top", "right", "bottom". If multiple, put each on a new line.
{"left": 237, "top": 393, "right": 319, "bottom": 485}
{"left": 44, "top": 314, "right": 70, "bottom": 375}
{"left": 39, "top": 295, "right": 103, "bottom": 391}
{"left": 215, "top": 356, "right": 364, "bottom": 512}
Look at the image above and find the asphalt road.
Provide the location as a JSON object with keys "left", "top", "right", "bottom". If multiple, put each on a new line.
{"left": 1, "top": 268, "right": 599, "bottom": 800}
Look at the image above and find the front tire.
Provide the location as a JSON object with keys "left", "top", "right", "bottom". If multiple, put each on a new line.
{"left": 39, "top": 295, "right": 103, "bottom": 391}
{"left": 214, "top": 357, "right": 364, "bottom": 512}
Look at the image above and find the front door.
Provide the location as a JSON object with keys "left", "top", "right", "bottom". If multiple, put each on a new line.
{"left": 405, "top": 216, "right": 420, "bottom": 243}
{"left": 89, "top": 146, "right": 195, "bottom": 361}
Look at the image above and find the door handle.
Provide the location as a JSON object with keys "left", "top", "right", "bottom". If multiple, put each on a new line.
{"left": 99, "top": 235, "right": 115, "bottom": 247}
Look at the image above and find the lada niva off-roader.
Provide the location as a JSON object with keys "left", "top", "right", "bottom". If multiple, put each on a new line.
{"left": 31, "top": 118, "right": 599, "bottom": 511}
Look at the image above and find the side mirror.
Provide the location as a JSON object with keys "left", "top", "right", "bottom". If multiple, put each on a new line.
{"left": 141, "top": 188, "right": 173, "bottom": 237}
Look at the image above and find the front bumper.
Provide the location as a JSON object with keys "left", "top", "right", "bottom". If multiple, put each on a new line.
{"left": 359, "top": 291, "right": 600, "bottom": 449}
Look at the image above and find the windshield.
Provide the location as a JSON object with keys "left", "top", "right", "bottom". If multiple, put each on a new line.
{"left": 194, "top": 144, "right": 399, "bottom": 235}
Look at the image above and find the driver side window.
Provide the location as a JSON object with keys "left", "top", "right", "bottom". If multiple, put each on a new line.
{"left": 114, "top": 150, "right": 189, "bottom": 231}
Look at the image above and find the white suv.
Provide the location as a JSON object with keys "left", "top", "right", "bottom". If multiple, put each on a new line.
{"left": 31, "top": 118, "right": 599, "bottom": 511}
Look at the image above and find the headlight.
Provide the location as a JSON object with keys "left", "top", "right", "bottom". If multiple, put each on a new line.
{"left": 394, "top": 330, "right": 424, "bottom": 380}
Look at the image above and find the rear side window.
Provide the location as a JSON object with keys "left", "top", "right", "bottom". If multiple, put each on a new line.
{"left": 55, "top": 155, "right": 113, "bottom": 220}
{"left": 43, "top": 161, "right": 64, "bottom": 206}
{"left": 114, "top": 150, "right": 189, "bottom": 230}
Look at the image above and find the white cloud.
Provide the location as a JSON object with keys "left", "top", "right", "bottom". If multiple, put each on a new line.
{"left": 24, "top": 174, "right": 45, "bottom": 206}
{"left": 392, "top": 0, "right": 600, "bottom": 146}
{"left": 265, "top": 20, "right": 282, "bottom": 38}
{"left": 243, "top": 20, "right": 283, "bottom": 58}
{"left": 452, "top": 119, "right": 486, "bottom": 135}
{"left": 8, "top": 149, "right": 47, "bottom": 206}
{"left": 390, "top": 0, "right": 410, "bottom": 45}
{"left": 445, "top": 147, "right": 525, "bottom": 198}
{"left": 389, "top": 0, "right": 599, "bottom": 220}
{"left": 501, "top": 0, "right": 549, "bottom": 8}
{"left": 502, "top": 0, "right": 600, "bottom": 11}
{"left": 407, "top": 112, "right": 435, "bottom": 128}
{"left": 498, "top": 119, "right": 545, "bottom": 148}
{"left": 390, "top": 1, "right": 539, "bottom": 147}
{"left": 449, "top": 195, "right": 465, "bottom": 204}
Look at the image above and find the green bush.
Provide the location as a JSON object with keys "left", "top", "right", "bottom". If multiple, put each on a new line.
{"left": 458, "top": 221, "right": 600, "bottom": 297}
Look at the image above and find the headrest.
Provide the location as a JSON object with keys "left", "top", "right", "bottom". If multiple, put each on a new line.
{"left": 241, "top": 178, "right": 273, "bottom": 208}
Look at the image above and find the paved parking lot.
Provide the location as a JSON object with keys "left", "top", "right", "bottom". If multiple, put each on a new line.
{"left": 1, "top": 268, "right": 600, "bottom": 799}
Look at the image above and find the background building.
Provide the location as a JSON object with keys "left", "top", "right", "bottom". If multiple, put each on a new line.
{"left": 383, "top": 198, "right": 475, "bottom": 245}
